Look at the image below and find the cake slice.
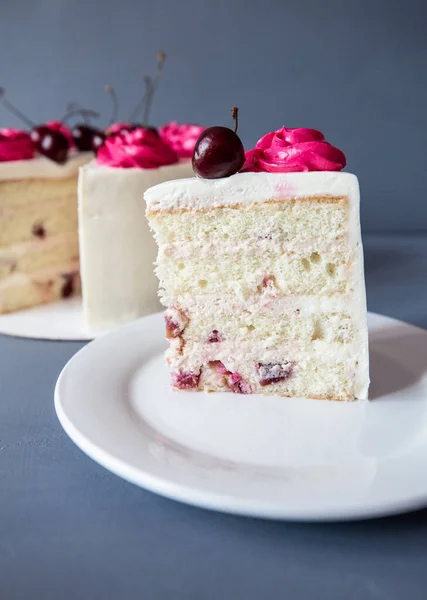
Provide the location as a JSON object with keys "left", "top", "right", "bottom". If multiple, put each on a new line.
{"left": 145, "top": 126, "right": 369, "bottom": 401}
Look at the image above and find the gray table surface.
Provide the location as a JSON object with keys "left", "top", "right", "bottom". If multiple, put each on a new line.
{"left": 1, "top": 233, "right": 427, "bottom": 600}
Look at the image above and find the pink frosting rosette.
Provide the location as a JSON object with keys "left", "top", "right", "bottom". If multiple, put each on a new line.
{"left": 0, "top": 128, "right": 34, "bottom": 162}
{"left": 96, "top": 127, "right": 179, "bottom": 169}
{"left": 243, "top": 127, "right": 346, "bottom": 173}
{"left": 159, "top": 122, "right": 205, "bottom": 158}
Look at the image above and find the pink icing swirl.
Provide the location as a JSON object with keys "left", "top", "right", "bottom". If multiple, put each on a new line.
{"left": 96, "top": 127, "right": 179, "bottom": 169}
{"left": 46, "top": 120, "right": 74, "bottom": 147}
{"left": 243, "top": 127, "right": 346, "bottom": 173}
{"left": 0, "top": 128, "right": 34, "bottom": 162}
{"left": 159, "top": 122, "right": 205, "bottom": 158}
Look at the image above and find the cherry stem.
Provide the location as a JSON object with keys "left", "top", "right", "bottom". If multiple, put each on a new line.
{"left": 0, "top": 87, "right": 34, "bottom": 128}
{"left": 142, "top": 76, "right": 154, "bottom": 127}
{"left": 62, "top": 104, "right": 99, "bottom": 124}
{"left": 129, "top": 80, "right": 149, "bottom": 123}
{"left": 105, "top": 85, "right": 119, "bottom": 124}
{"left": 231, "top": 106, "right": 239, "bottom": 134}
{"left": 130, "top": 51, "right": 166, "bottom": 126}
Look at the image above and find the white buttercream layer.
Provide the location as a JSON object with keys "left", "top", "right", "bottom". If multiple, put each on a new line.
{"left": 145, "top": 171, "right": 359, "bottom": 211}
{"left": 78, "top": 160, "right": 193, "bottom": 332}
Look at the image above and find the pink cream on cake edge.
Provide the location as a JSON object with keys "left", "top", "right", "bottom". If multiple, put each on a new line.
{"left": 96, "top": 128, "right": 179, "bottom": 169}
{"left": 97, "top": 123, "right": 206, "bottom": 168}
{"left": 0, "top": 128, "right": 34, "bottom": 162}
{"left": 159, "top": 122, "right": 206, "bottom": 159}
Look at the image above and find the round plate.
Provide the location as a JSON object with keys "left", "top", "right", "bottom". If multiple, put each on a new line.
{"left": 0, "top": 297, "right": 95, "bottom": 341}
{"left": 55, "top": 312, "right": 427, "bottom": 521}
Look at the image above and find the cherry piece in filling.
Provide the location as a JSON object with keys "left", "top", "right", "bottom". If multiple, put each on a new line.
{"left": 32, "top": 223, "right": 46, "bottom": 238}
{"left": 257, "top": 362, "right": 294, "bottom": 386}
{"left": 192, "top": 106, "right": 245, "bottom": 179}
{"left": 61, "top": 273, "right": 74, "bottom": 298}
{"left": 171, "top": 371, "right": 200, "bottom": 390}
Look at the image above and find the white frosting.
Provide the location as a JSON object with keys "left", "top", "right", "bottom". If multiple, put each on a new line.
{"left": 144, "top": 171, "right": 360, "bottom": 211}
{"left": 169, "top": 339, "right": 362, "bottom": 369}
{"left": 162, "top": 294, "right": 358, "bottom": 316}
{"left": 162, "top": 238, "right": 349, "bottom": 260}
{"left": 146, "top": 171, "right": 369, "bottom": 400}
{"left": 0, "top": 152, "right": 93, "bottom": 181}
{"left": 78, "top": 160, "right": 193, "bottom": 332}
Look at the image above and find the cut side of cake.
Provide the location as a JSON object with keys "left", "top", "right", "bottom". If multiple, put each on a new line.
{"left": 0, "top": 153, "right": 91, "bottom": 313}
{"left": 146, "top": 171, "right": 369, "bottom": 401}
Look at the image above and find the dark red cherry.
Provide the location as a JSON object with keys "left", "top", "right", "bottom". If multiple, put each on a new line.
{"left": 0, "top": 89, "right": 69, "bottom": 163}
{"left": 142, "top": 125, "right": 159, "bottom": 137}
{"left": 90, "top": 130, "right": 106, "bottom": 152}
{"left": 72, "top": 124, "right": 96, "bottom": 151}
{"left": 192, "top": 107, "right": 245, "bottom": 179}
{"left": 72, "top": 124, "right": 105, "bottom": 152}
{"left": 31, "top": 126, "right": 69, "bottom": 164}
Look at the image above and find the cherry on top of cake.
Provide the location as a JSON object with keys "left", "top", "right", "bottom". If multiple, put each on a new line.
{"left": 99, "top": 52, "right": 205, "bottom": 169}
{"left": 191, "top": 111, "right": 346, "bottom": 178}
{"left": 0, "top": 87, "right": 105, "bottom": 164}
{"left": 192, "top": 107, "right": 245, "bottom": 178}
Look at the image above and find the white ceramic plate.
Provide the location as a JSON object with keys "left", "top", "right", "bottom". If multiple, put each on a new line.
{"left": 55, "top": 311, "right": 427, "bottom": 521}
{"left": 0, "top": 297, "right": 95, "bottom": 341}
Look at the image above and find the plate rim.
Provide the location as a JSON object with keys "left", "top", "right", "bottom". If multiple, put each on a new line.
{"left": 55, "top": 311, "right": 427, "bottom": 521}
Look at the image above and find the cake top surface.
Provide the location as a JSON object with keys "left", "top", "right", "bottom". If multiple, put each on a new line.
{"left": 0, "top": 150, "right": 93, "bottom": 181}
{"left": 144, "top": 171, "right": 359, "bottom": 212}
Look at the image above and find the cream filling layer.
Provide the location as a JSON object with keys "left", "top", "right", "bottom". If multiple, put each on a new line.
{"left": 162, "top": 294, "right": 360, "bottom": 316}
{"left": 0, "top": 232, "right": 78, "bottom": 278}
{"left": 159, "top": 238, "right": 349, "bottom": 260}
{"left": 168, "top": 339, "right": 363, "bottom": 366}
{"left": 0, "top": 258, "right": 79, "bottom": 288}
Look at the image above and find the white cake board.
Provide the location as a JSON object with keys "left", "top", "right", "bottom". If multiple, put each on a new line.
{"left": 0, "top": 297, "right": 99, "bottom": 341}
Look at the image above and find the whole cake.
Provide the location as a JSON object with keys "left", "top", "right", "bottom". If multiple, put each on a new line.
{"left": 145, "top": 116, "right": 369, "bottom": 401}
{"left": 78, "top": 122, "right": 204, "bottom": 332}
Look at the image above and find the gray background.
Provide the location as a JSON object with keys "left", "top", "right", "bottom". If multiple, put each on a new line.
{"left": 1, "top": 0, "right": 427, "bottom": 232}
